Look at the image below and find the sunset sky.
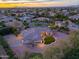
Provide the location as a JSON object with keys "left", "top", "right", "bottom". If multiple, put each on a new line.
{"left": 0, "top": 0, "right": 78, "bottom": 8}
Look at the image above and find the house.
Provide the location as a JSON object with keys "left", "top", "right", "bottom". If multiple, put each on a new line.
{"left": 0, "top": 15, "right": 14, "bottom": 23}
{"left": 5, "top": 20, "right": 24, "bottom": 30}
{"left": 19, "top": 14, "right": 35, "bottom": 22}
{"left": 48, "top": 11, "right": 56, "bottom": 17}
{"left": 55, "top": 21, "right": 67, "bottom": 27}
{"left": 32, "top": 17, "right": 50, "bottom": 22}
{"left": 69, "top": 14, "right": 79, "bottom": 20}
{"left": 68, "top": 21, "right": 79, "bottom": 30}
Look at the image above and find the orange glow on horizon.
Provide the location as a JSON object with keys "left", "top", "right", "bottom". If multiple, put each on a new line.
{"left": 0, "top": 2, "right": 64, "bottom": 8}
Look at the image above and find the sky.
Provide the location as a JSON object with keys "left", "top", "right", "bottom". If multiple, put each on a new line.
{"left": 0, "top": 0, "right": 79, "bottom": 8}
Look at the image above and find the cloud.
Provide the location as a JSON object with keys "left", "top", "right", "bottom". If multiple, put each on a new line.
{"left": 21, "top": 0, "right": 63, "bottom": 1}
{"left": 64, "top": 0, "right": 79, "bottom": 5}
{"left": 0, "top": 0, "right": 79, "bottom": 6}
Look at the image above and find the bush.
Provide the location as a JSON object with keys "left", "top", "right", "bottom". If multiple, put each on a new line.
{"left": 10, "top": 27, "right": 20, "bottom": 35}
{"left": 62, "top": 48, "right": 79, "bottom": 59}
{"left": 23, "top": 21, "right": 29, "bottom": 29}
{"left": 54, "top": 14, "right": 69, "bottom": 20}
{"left": 0, "top": 22, "right": 6, "bottom": 27}
{"left": 43, "top": 46, "right": 63, "bottom": 59}
{"left": 0, "top": 27, "right": 12, "bottom": 35}
{"left": 43, "top": 36, "right": 55, "bottom": 44}
{"left": 0, "top": 27, "right": 20, "bottom": 36}
{"left": 28, "top": 53, "right": 43, "bottom": 59}
{"left": 58, "top": 27, "right": 69, "bottom": 33}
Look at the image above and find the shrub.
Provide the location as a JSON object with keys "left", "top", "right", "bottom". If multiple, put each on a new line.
{"left": 43, "top": 36, "right": 55, "bottom": 44}
{"left": 23, "top": 21, "right": 29, "bottom": 29}
{"left": 58, "top": 27, "right": 69, "bottom": 33}
{"left": 43, "top": 46, "right": 63, "bottom": 59}
{"left": 28, "top": 53, "right": 43, "bottom": 59}
{"left": 0, "top": 27, "right": 20, "bottom": 36}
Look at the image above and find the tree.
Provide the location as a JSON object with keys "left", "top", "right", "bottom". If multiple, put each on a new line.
{"left": 0, "top": 22, "right": 6, "bottom": 27}
{"left": 58, "top": 26, "right": 69, "bottom": 33}
{"left": 54, "top": 14, "right": 69, "bottom": 20}
{"left": 62, "top": 31, "right": 79, "bottom": 59}
{"left": 0, "top": 27, "right": 12, "bottom": 35}
{"left": 69, "top": 31, "right": 79, "bottom": 48}
{"left": 23, "top": 21, "right": 29, "bottom": 29}
{"left": 0, "top": 36, "right": 18, "bottom": 59}
{"left": 10, "top": 27, "right": 20, "bottom": 36}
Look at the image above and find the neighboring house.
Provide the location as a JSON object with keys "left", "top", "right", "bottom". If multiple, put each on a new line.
{"left": 69, "top": 14, "right": 79, "bottom": 20}
{"left": 0, "top": 15, "right": 14, "bottom": 23}
{"left": 68, "top": 21, "right": 79, "bottom": 30}
{"left": 48, "top": 11, "right": 56, "bottom": 16}
{"left": 32, "top": 17, "right": 50, "bottom": 21}
{"left": 5, "top": 20, "right": 24, "bottom": 30}
{"left": 62, "top": 10, "right": 69, "bottom": 16}
{"left": 19, "top": 15, "right": 35, "bottom": 22}
{"left": 55, "top": 21, "right": 66, "bottom": 27}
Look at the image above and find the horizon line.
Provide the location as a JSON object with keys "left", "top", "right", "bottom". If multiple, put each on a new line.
{"left": 0, "top": 2, "right": 65, "bottom": 8}
{"left": 0, "top": 1, "right": 78, "bottom": 8}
